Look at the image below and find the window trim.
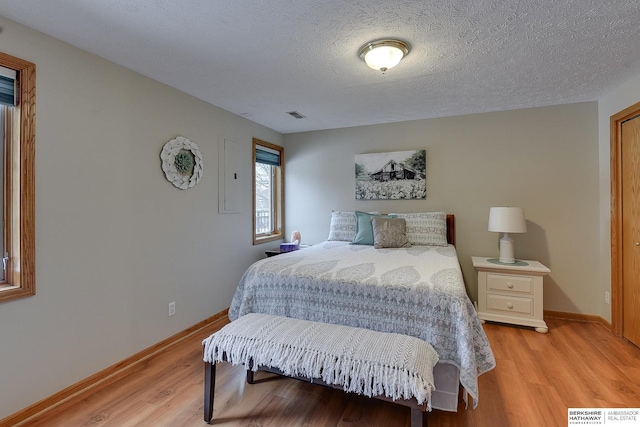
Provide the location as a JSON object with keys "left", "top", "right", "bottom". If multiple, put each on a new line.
{"left": 252, "top": 138, "right": 283, "bottom": 245}
{"left": 0, "top": 51, "right": 36, "bottom": 303}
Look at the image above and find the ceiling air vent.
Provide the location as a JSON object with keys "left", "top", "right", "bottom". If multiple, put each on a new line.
{"left": 286, "top": 111, "right": 306, "bottom": 119}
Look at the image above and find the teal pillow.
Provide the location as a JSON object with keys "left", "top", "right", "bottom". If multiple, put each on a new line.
{"left": 352, "top": 211, "right": 395, "bottom": 245}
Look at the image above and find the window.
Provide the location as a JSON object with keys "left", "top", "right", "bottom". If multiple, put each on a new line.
{"left": 0, "top": 52, "right": 36, "bottom": 303}
{"left": 253, "top": 138, "right": 283, "bottom": 244}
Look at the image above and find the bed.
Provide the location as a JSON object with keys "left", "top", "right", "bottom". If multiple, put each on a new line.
{"left": 228, "top": 211, "right": 495, "bottom": 411}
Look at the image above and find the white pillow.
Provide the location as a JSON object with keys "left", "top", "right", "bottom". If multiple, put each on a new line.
{"left": 391, "top": 212, "right": 448, "bottom": 246}
{"left": 327, "top": 211, "right": 357, "bottom": 241}
{"left": 327, "top": 211, "right": 379, "bottom": 242}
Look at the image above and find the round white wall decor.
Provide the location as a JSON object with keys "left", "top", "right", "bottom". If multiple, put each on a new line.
{"left": 160, "top": 136, "right": 203, "bottom": 189}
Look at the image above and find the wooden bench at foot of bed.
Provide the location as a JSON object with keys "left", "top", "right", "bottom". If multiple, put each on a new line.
{"left": 202, "top": 313, "right": 439, "bottom": 427}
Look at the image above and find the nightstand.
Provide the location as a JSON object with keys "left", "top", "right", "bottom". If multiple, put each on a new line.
{"left": 265, "top": 244, "right": 310, "bottom": 257}
{"left": 472, "top": 256, "right": 550, "bottom": 333}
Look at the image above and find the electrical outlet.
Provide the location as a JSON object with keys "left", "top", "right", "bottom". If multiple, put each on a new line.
{"left": 168, "top": 301, "right": 176, "bottom": 316}
{"left": 605, "top": 291, "right": 610, "bottom": 304}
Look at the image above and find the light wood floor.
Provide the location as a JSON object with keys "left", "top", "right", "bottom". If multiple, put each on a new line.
{"left": 19, "top": 317, "right": 640, "bottom": 427}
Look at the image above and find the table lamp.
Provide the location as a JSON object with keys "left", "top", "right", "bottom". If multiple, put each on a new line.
{"left": 488, "top": 207, "right": 527, "bottom": 263}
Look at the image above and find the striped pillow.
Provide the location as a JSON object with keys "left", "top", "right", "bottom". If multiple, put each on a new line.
{"left": 327, "top": 211, "right": 357, "bottom": 241}
{"left": 391, "top": 212, "right": 448, "bottom": 246}
{"left": 327, "top": 211, "right": 380, "bottom": 242}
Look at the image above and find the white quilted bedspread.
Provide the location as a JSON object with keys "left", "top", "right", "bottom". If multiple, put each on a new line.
{"left": 228, "top": 241, "right": 495, "bottom": 406}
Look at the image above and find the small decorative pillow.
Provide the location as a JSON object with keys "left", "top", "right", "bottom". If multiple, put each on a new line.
{"left": 352, "top": 211, "right": 393, "bottom": 245}
{"left": 372, "top": 217, "right": 411, "bottom": 249}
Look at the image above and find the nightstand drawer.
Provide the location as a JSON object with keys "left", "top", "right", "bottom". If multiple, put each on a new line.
{"left": 486, "top": 294, "right": 533, "bottom": 315}
{"left": 486, "top": 274, "right": 532, "bottom": 293}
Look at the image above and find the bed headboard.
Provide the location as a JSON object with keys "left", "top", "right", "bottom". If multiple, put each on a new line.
{"left": 446, "top": 214, "right": 455, "bottom": 246}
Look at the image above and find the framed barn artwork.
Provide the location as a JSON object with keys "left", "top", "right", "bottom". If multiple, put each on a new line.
{"left": 355, "top": 150, "right": 426, "bottom": 200}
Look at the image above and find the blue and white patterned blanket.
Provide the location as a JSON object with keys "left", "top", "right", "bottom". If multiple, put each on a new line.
{"left": 228, "top": 241, "right": 495, "bottom": 406}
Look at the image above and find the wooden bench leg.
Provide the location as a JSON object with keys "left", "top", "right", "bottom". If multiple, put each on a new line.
{"left": 204, "top": 361, "right": 215, "bottom": 424}
{"left": 410, "top": 407, "right": 427, "bottom": 427}
{"left": 246, "top": 358, "right": 255, "bottom": 384}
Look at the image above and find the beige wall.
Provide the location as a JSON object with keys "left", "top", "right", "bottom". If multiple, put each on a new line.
{"left": 284, "top": 103, "right": 601, "bottom": 317}
{"left": 0, "top": 16, "right": 281, "bottom": 419}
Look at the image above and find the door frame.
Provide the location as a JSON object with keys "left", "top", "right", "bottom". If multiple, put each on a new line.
{"left": 610, "top": 101, "right": 640, "bottom": 337}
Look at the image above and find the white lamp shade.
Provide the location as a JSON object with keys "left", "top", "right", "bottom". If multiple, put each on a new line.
{"left": 488, "top": 207, "right": 527, "bottom": 233}
{"left": 363, "top": 46, "right": 405, "bottom": 71}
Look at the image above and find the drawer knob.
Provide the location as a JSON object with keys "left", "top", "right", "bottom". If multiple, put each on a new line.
{"left": 507, "top": 303, "right": 514, "bottom": 310}
{"left": 507, "top": 283, "right": 514, "bottom": 289}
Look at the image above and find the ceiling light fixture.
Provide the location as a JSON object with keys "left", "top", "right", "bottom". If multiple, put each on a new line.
{"left": 358, "top": 39, "right": 410, "bottom": 73}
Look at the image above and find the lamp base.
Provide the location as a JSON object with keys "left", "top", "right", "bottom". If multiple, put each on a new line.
{"left": 498, "top": 233, "right": 516, "bottom": 264}
{"left": 488, "top": 258, "right": 529, "bottom": 267}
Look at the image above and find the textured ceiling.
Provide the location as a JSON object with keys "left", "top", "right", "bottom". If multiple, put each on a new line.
{"left": 1, "top": 0, "right": 640, "bottom": 134}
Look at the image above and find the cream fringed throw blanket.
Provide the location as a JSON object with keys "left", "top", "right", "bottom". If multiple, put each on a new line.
{"left": 203, "top": 313, "right": 439, "bottom": 409}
